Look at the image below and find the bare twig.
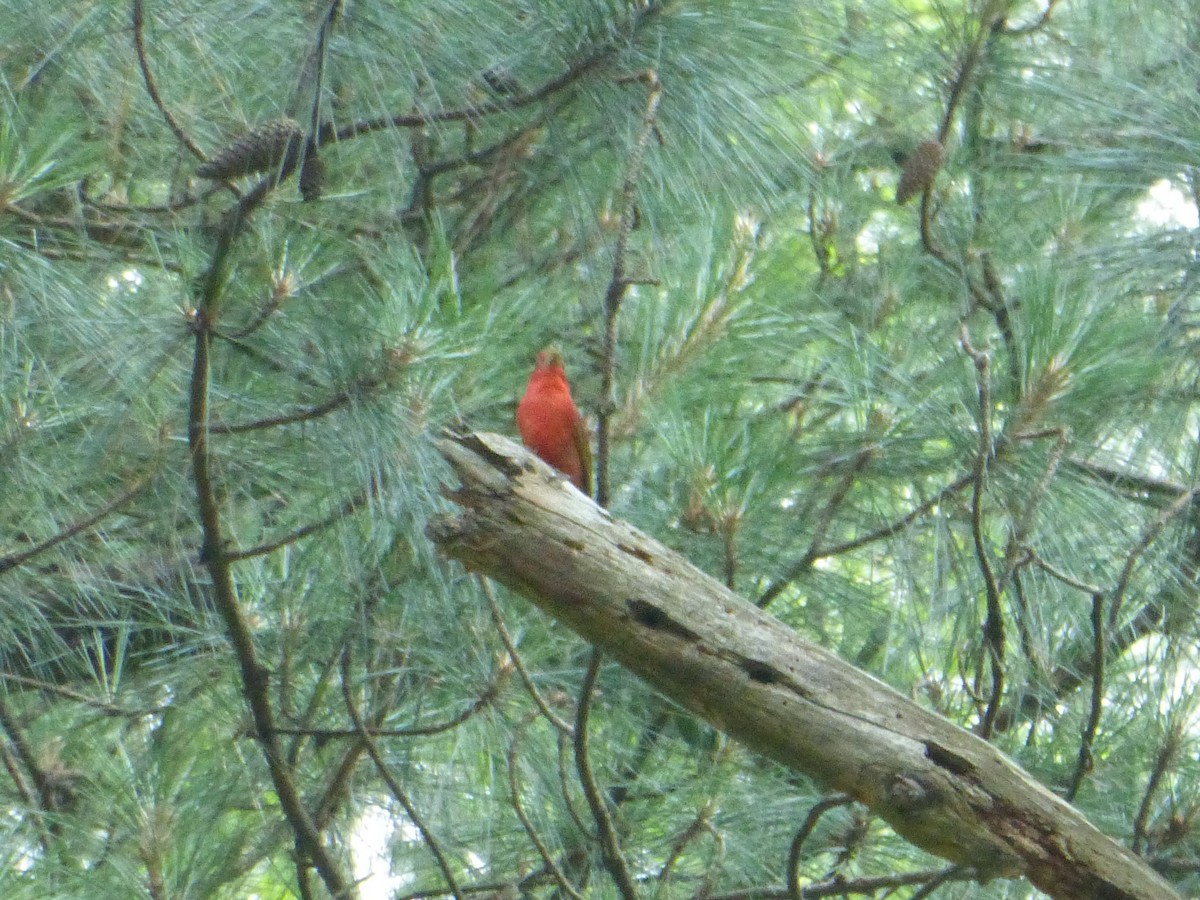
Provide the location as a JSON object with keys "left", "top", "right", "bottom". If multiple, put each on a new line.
{"left": 0, "top": 673, "right": 159, "bottom": 718}
{"left": 1065, "top": 592, "right": 1104, "bottom": 802}
{"left": 997, "top": 588, "right": 1171, "bottom": 733}
{"left": 758, "top": 471, "right": 977, "bottom": 608}
{"left": 507, "top": 711, "right": 586, "bottom": 900}
{"left": 288, "top": 644, "right": 344, "bottom": 769}
{"left": 608, "top": 706, "right": 672, "bottom": 807}
{"left": 961, "top": 325, "right": 1005, "bottom": 738}
{"left": 186, "top": 176, "right": 350, "bottom": 896}
{"left": 331, "top": 2, "right": 669, "bottom": 143}
{"left": 821, "top": 472, "right": 977, "bottom": 559}
{"left": 1065, "top": 458, "right": 1191, "bottom": 506}
{"left": 979, "top": 253, "right": 1021, "bottom": 401}
{"left": 909, "top": 865, "right": 966, "bottom": 899}
{"left": 757, "top": 445, "right": 876, "bottom": 609}
{"left": 0, "top": 703, "right": 52, "bottom": 851}
{"left": 209, "top": 329, "right": 326, "bottom": 389}
{"left": 480, "top": 578, "right": 574, "bottom": 734}
{"left": 225, "top": 486, "right": 373, "bottom": 562}
{"left": 0, "top": 697, "right": 60, "bottom": 829}
{"left": 1133, "top": 724, "right": 1184, "bottom": 855}
{"left": 272, "top": 663, "right": 508, "bottom": 741}
{"left": 80, "top": 177, "right": 222, "bottom": 213}
{"left": 1108, "top": 487, "right": 1198, "bottom": 629}
{"left": 0, "top": 471, "right": 155, "bottom": 575}
{"left": 558, "top": 727, "right": 591, "bottom": 836}
{"left": 1004, "top": 429, "right": 1068, "bottom": 577}
{"left": 1030, "top": 553, "right": 1103, "bottom": 595}
{"left": 786, "top": 794, "right": 853, "bottom": 900}
{"left": 656, "top": 802, "right": 720, "bottom": 891}
{"left": 937, "top": 0, "right": 1006, "bottom": 147}
{"left": 698, "top": 866, "right": 969, "bottom": 899}
{"left": 209, "top": 388, "right": 362, "bottom": 435}
{"left": 575, "top": 650, "right": 639, "bottom": 900}
{"left": 596, "top": 72, "right": 663, "bottom": 507}
{"left": 340, "top": 649, "right": 463, "bottom": 900}
{"left": 299, "top": 1, "right": 342, "bottom": 139}
{"left": 130, "top": 0, "right": 207, "bottom": 161}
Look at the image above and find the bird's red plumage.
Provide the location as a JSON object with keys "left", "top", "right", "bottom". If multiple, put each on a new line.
{"left": 516, "top": 350, "right": 591, "bottom": 493}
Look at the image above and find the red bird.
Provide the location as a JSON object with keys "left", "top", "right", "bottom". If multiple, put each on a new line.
{"left": 516, "top": 347, "right": 593, "bottom": 495}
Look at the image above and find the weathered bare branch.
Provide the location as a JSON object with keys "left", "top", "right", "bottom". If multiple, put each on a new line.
{"left": 429, "top": 430, "right": 1181, "bottom": 900}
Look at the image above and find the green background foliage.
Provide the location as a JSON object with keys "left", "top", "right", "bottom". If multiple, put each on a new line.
{"left": 2, "top": 1, "right": 1199, "bottom": 897}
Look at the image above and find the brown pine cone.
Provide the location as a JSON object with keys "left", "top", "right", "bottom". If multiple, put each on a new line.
{"left": 197, "top": 118, "right": 304, "bottom": 180}
{"left": 896, "top": 138, "right": 944, "bottom": 205}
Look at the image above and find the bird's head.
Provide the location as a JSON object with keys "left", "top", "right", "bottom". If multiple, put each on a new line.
{"left": 535, "top": 346, "right": 566, "bottom": 372}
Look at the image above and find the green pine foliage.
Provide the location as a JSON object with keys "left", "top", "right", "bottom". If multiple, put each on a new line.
{"left": 2, "top": 0, "right": 1200, "bottom": 897}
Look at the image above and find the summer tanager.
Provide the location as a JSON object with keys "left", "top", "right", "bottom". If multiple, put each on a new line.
{"left": 516, "top": 347, "right": 593, "bottom": 495}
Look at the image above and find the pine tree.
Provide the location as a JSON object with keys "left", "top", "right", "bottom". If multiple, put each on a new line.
{"left": 1, "top": 1, "right": 1199, "bottom": 898}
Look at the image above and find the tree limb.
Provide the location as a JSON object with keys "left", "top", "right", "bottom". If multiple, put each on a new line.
{"left": 429, "top": 430, "right": 1182, "bottom": 900}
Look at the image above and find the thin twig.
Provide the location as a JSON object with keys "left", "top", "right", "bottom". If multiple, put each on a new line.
{"left": 1132, "top": 723, "right": 1183, "bottom": 855}
{"left": 656, "top": 802, "right": 719, "bottom": 893}
{"left": 300, "top": 1, "right": 342, "bottom": 138}
{"left": 209, "top": 329, "right": 326, "bottom": 389}
{"left": 917, "top": 2, "right": 1011, "bottom": 307}
{"left": 507, "top": 711, "right": 586, "bottom": 900}
{"left": 979, "top": 253, "right": 1021, "bottom": 401}
{"left": 833, "top": 471, "right": 978, "bottom": 556}
{"left": 273, "top": 664, "right": 509, "bottom": 741}
{"left": 558, "top": 727, "right": 591, "bottom": 836}
{"left": 340, "top": 649, "right": 463, "bottom": 899}
{"left": 0, "top": 673, "right": 159, "bottom": 718}
{"left": 996, "top": 589, "right": 1172, "bottom": 733}
{"left": 757, "top": 445, "right": 876, "bottom": 609}
{"left": 596, "top": 72, "right": 663, "bottom": 507}
{"left": 1066, "top": 457, "right": 1192, "bottom": 505}
{"left": 209, "top": 388, "right": 361, "bottom": 435}
{"left": 961, "top": 325, "right": 1004, "bottom": 738}
{"left": 575, "top": 650, "right": 639, "bottom": 900}
{"left": 130, "top": 0, "right": 207, "bottom": 161}
{"left": 786, "top": 794, "right": 852, "bottom": 900}
{"left": 1065, "top": 591, "right": 1104, "bottom": 802}
{"left": 608, "top": 706, "right": 672, "bottom": 807}
{"left": 1108, "top": 487, "right": 1198, "bottom": 629}
{"left": 225, "top": 486, "right": 373, "bottom": 562}
{"left": 1004, "top": 429, "right": 1068, "bottom": 579}
{"left": 80, "top": 177, "right": 222, "bottom": 213}
{"left": 313, "top": 730, "right": 369, "bottom": 831}
{"left": 698, "top": 865, "right": 969, "bottom": 899}
{"left": 0, "top": 701, "right": 54, "bottom": 851}
{"left": 480, "top": 577, "right": 575, "bottom": 734}
{"left": 758, "top": 472, "right": 976, "bottom": 607}
{"left": 908, "top": 865, "right": 965, "bottom": 900}
{"left": 288, "top": 644, "right": 344, "bottom": 769}
{"left": 0, "top": 697, "right": 59, "bottom": 828}
{"left": 1030, "top": 553, "right": 1103, "bottom": 595}
{"left": 0, "top": 471, "right": 154, "bottom": 575}
{"left": 331, "top": 3, "right": 669, "bottom": 143}
{"left": 938, "top": 0, "right": 1006, "bottom": 146}
{"left": 186, "top": 176, "right": 349, "bottom": 896}
{"left": 0, "top": 738, "right": 50, "bottom": 852}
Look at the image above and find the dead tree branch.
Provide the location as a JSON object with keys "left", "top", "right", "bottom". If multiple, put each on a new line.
{"left": 429, "top": 430, "right": 1181, "bottom": 900}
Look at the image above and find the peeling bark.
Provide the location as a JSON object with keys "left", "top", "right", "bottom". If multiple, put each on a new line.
{"left": 429, "top": 430, "right": 1180, "bottom": 900}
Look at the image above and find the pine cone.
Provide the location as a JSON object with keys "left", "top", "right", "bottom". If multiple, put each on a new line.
{"left": 196, "top": 118, "right": 304, "bottom": 180}
{"left": 299, "top": 154, "right": 326, "bottom": 201}
{"left": 896, "top": 138, "right": 944, "bottom": 205}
